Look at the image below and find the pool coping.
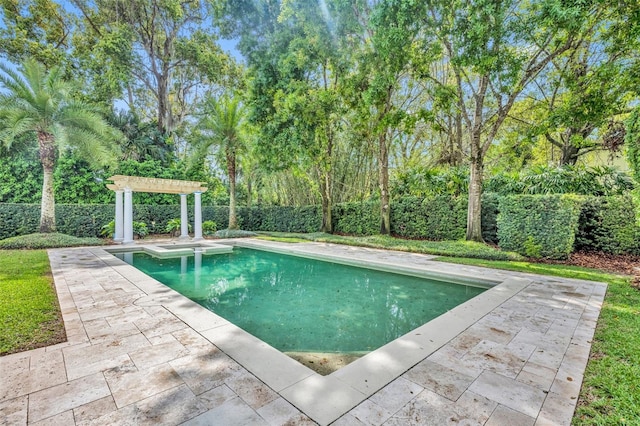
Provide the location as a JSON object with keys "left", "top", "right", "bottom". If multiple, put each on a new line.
{"left": 101, "top": 239, "right": 532, "bottom": 425}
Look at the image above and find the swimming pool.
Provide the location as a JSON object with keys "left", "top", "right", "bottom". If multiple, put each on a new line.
{"left": 116, "top": 247, "right": 488, "bottom": 361}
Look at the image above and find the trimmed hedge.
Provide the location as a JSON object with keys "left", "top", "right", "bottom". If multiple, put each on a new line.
{"left": 497, "top": 195, "right": 582, "bottom": 259}
{"left": 332, "top": 201, "right": 380, "bottom": 236}
{"left": 481, "top": 192, "right": 501, "bottom": 244}
{"left": 576, "top": 195, "right": 640, "bottom": 255}
{"left": 0, "top": 204, "right": 40, "bottom": 239}
{"left": 391, "top": 196, "right": 467, "bottom": 240}
{"left": 2, "top": 195, "right": 638, "bottom": 257}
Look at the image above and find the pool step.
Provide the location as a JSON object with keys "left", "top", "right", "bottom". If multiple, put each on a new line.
{"left": 105, "top": 242, "right": 233, "bottom": 258}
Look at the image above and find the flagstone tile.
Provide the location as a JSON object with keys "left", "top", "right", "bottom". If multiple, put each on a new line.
{"left": 30, "top": 410, "right": 75, "bottom": 426}
{"left": 225, "top": 369, "right": 279, "bottom": 410}
{"left": 104, "top": 362, "right": 184, "bottom": 408}
{"left": 182, "top": 396, "right": 267, "bottom": 426}
{"left": 368, "top": 377, "right": 423, "bottom": 414}
{"left": 128, "top": 339, "right": 189, "bottom": 370}
{"left": 28, "top": 372, "right": 111, "bottom": 423}
{"left": 404, "top": 359, "right": 474, "bottom": 401}
{"left": 468, "top": 371, "right": 546, "bottom": 418}
{"left": 170, "top": 348, "right": 241, "bottom": 395}
{"left": 256, "top": 397, "right": 315, "bottom": 426}
{"left": 485, "top": 404, "right": 536, "bottom": 426}
{"left": 73, "top": 396, "right": 117, "bottom": 424}
{"left": 349, "top": 399, "right": 392, "bottom": 426}
{"left": 0, "top": 396, "right": 28, "bottom": 425}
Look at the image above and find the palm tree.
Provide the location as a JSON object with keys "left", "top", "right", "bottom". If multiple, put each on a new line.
{"left": 0, "top": 60, "right": 121, "bottom": 233}
{"left": 191, "top": 94, "right": 245, "bottom": 230}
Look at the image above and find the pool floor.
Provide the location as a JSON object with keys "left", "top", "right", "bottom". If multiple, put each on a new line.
{"left": 118, "top": 248, "right": 487, "bottom": 358}
{"left": 0, "top": 239, "right": 606, "bottom": 426}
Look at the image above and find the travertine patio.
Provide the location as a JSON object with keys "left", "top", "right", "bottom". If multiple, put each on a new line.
{"left": 0, "top": 240, "right": 605, "bottom": 425}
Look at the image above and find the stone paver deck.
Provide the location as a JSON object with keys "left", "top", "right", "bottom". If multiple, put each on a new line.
{"left": 0, "top": 240, "right": 606, "bottom": 425}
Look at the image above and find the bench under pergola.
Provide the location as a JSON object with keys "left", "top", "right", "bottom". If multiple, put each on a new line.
{"left": 107, "top": 175, "right": 208, "bottom": 244}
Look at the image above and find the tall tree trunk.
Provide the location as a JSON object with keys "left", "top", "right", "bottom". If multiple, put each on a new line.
{"left": 320, "top": 172, "right": 332, "bottom": 233}
{"left": 320, "top": 128, "right": 333, "bottom": 233}
{"left": 227, "top": 148, "right": 238, "bottom": 230}
{"left": 466, "top": 151, "right": 484, "bottom": 242}
{"left": 560, "top": 143, "right": 580, "bottom": 165}
{"left": 379, "top": 130, "right": 390, "bottom": 235}
{"left": 454, "top": 111, "right": 463, "bottom": 165}
{"left": 38, "top": 132, "right": 56, "bottom": 233}
{"left": 157, "top": 71, "right": 169, "bottom": 133}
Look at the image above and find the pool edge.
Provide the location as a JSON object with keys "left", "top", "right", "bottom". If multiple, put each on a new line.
{"left": 94, "top": 241, "right": 531, "bottom": 425}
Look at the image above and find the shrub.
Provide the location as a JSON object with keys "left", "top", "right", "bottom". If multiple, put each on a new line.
{"left": 133, "top": 221, "right": 148, "bottom": 238}
{"left": 214, "top": 229, "right": 257, "bottom": 238}
{"left": 481, "top": 193, "right": 501, "bottom": 244}
{"left": 258, "top": 206, "right": 321, "bottom": 233}
{"left": 0, "top": 233, "right": 104, "bottom": 249}
{"left": 202, "top": 220, "right": 217, "bottom": 235}
{"left": 576, "top": 196, "right": 640, "bottom": 255}
{"left": 0, "top": 204, "right": 40, "bottom": 239}
{"left": 497, "top": 195, "right": 582, "bottom": 259}
{"left": 165, "top": 218, "right": 191, "bottom": 236}
{"left": 101, "top": 220, "right": 115, "bottom": 237}
{"left": 391, "top": 196, "right": 467, "bottom": 240}
{"left": 332, "top": 201, "right": 380, "bottom": 235}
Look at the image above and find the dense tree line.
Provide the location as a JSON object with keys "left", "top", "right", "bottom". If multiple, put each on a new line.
{"left": 1, "top": 0, "right": 639, "bottom": 238}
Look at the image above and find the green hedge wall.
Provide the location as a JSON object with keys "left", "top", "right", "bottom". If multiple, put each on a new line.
{"left": 2, "top": 194, "right": 638, "bottom": 257}
{"left": 481, "top": 193, "right": 501, "bottom": 244}
{"left": 0, "top": 204, "right": 114, "bottom": 239}
{"left": 332, "top": 201, "right": 380, "bottom": 235}
{"left": 0, "top": 204, "right": 40, "bottom": 239}
{"left": 391, "top": 196, "right": 467, "bottom": 240}
{"left": 575, "top": 195, "right": 640, "bottom": 255}
{"left": 497, "top": 195, "right": 582, "bottom": 259}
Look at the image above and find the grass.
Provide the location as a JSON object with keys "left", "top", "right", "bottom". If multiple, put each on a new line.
{"left": 0, "top": 250, "right": 66, "bottom": 355}
{"left": 0, "top": 233, "right": 104, "bottom": 249}
{"left": 257, "top": 232, "right": 524, "bottom": 261}
{"left": 432, "top": 256, "right": 640, "bottom": 426}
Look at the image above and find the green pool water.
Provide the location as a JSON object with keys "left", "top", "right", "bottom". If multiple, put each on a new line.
{"left": 118, "top": 248, "right": 487, "bottom": 354}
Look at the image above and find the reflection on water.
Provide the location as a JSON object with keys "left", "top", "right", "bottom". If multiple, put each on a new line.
{"left": 119, "top": 248, "right": 486, "bottom": 353}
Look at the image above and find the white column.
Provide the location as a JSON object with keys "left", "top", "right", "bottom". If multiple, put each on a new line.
{"left": 123, "top": 188, "right": 134, "bottom": 244}
{"left": 179, "top": 193, "right": 189, "bottom": 240}
{"left": 114, "top": 190, "right": 124, "bottom": 242}
{"left": 193, "top": 191, "right": 203, "bottom": 241}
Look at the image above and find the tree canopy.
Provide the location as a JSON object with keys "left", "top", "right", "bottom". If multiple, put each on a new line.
{"left": 0, "top": 0, "right": 638, "bottom": 237}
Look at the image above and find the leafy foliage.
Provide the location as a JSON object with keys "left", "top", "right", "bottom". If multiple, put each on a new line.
{"left": 575, "top": 196, "right": 640, "bottom": 255}
{"left": 0, "top": 150, "right": 42, "bottom": 203}
{"left": 0, "top": 233, "right": 103, "bottom": 249}
{"left": 485, "top": 165, "right": 634, "bottom": 196}
{"left": 391, "top": 196, "right": 467, "bottom": 241}
{"left": 331, "top": 201, "right": 380, "bottom": 236}
{"left": 497, "top": 195, "right": 583, "bottom": 259}
{"left": 392, "top": 166, "right": 470, "bottom": 198}
{"left": 626, "top": 107, "right": 640, "bottom": 183}
{"left": 0, "top": 59, "right": 121, "bottom": 232}
{"left": 214, "top": 229, "right": 257, "bottom": 238}
{"left": 202, "top": 220, "right": 217, "bottom": 236}
{"left": 133, "top": 221, "right": 148, "bottom": 238}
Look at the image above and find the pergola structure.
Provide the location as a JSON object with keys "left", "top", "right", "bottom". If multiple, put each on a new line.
{"left": 107, "top": 175, "right": 208, "bottom": 244}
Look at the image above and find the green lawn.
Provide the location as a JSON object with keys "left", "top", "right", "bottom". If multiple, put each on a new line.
{"left": 0, "top": 250, "right": 66, "bottom": 355}
{"left": 435, "top": 256, "right": 640, "bottom": 425}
